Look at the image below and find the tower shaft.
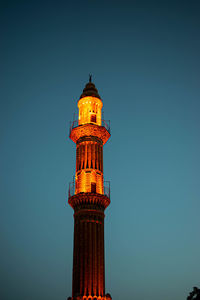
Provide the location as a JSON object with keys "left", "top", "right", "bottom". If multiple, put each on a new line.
{"left": 68, "top": 80, "right": 111, "bottom": 300}
{"left": 73, "top": 208, "right": 105, "bottom": 297}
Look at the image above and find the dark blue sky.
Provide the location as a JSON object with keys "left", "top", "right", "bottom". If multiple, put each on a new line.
{"left": 1, "top": 1, "right": 200, "bottom": 300}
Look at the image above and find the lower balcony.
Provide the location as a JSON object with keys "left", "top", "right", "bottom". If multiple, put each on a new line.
{"left": 68, "top": 180, "right": 110, "bottom": 199}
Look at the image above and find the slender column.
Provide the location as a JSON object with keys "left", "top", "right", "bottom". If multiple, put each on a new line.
{"left": 88, "top": 143, "right": 91, "bottom": 169}
{"left": 84, "top": 220, "right": 88, "bottom": 295}
{"left": 98, "top": 144, "right": 101, "bottom": 171}
{"left": 80, "top": 220, "right": 83, "bottom": 295}
{"left": 92, "top": 143, "right": 95, "bottom": 169}
{"left": 88, "top": 221, "right": 92, "bottom": 295}
{"left": 68, "top": 81, "right": 111, "bottom": 300}
{"left": 84, "top": 143, "right": 87, "bottom": 169}
{"left": 80, "top": 144, "right": 83, "bottom": 170}
{"left": 93, "top": 221, "right": 97, "bottom": 296}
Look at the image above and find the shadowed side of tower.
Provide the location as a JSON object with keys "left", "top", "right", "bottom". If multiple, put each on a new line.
{"left": 68, "top": 79, "right": 112, "bottom": 300}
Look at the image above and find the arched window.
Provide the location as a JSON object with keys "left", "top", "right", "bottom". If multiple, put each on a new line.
{"left": 91, "top": 182, "right": 96, "bottom": 193}
{"left": 91, "top": 114, "right": 96, "bottom": 123}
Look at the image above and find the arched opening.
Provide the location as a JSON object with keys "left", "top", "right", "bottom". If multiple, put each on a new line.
{"left": 90, "top": 114, "right": 97, "bottom": 123}
{"left": 91, "top": 182, "right": 96, "bottom": 193}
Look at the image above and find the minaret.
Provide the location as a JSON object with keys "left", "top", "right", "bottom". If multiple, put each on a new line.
{"left": 68, "top": 77, "right": 112, "bottom": 300}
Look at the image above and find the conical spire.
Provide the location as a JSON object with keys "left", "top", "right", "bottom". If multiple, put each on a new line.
{"left": 79, "top": 75, "right": 101, "bottom": 100}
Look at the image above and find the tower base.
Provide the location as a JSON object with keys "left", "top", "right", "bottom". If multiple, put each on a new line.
{"left": 67, "top": 294, "right": 112, "bottom": 300}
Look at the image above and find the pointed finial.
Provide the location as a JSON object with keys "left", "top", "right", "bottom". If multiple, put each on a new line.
{"left": 89, "top": 74, "right": 92, "bottom": 83}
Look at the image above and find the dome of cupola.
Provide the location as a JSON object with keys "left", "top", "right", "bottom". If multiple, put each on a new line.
{"left": 79, "top": 75, "right": 101, "bottom": 100}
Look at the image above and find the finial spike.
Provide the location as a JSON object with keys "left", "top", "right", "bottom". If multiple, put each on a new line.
{"left": 89, "top": 74, "right": 92, "bottom": 83}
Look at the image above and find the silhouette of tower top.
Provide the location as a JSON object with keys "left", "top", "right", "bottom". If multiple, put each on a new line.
{"left": 68, "top": 79, "right": 111, "bottom": 300}
{"left": 79, "top": 77, "right": 101, "bottom": 100}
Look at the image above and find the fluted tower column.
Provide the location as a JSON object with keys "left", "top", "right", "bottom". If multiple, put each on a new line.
{"left": 68, "top": 77, "right": 112, "bottom": 300}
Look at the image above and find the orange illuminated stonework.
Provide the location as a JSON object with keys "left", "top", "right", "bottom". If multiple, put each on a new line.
{"left": 68, "top": 78, "right": 112, "bottom": 300}
{"left": 70, "top": 124, "right": 110, "bottom": 145}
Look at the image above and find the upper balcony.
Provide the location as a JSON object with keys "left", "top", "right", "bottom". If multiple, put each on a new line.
{"left": 69, "top": 119, "right": 111, "bottom": 145}
{"left": 69, "top": 119, "right": 111, "bottom": 136}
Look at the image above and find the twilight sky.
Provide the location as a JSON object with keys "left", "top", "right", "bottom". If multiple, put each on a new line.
{"left": 1, "top": 1, "right": 200, "bottom": 300}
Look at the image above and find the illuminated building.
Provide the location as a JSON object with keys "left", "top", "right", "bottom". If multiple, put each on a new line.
{"left": 68, "top": 77, "right": 112, "bottom": 300}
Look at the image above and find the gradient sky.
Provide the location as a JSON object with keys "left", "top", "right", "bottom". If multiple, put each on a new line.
{"left": 1, "top": 1, "right": 200, "bottom": 300}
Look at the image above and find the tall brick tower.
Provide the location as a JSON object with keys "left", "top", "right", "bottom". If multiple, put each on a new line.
{"left": 68, "top": 77, "right": 112, "bottom": 300}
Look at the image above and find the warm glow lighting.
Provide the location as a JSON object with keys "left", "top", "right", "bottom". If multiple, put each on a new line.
{"left": 72, "top": 96, "right": 105, "bottom": 196}
{"left": 78, "top": 96, "right": 103, "bottom": 126}
{"left": 75, "top": 141, "right": 104, "bottom": 195}
{"left": 68, "top": 82, "right": 111, "bottom": 300}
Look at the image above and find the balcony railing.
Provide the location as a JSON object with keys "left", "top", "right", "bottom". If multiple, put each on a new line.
{"left": 69, "top": 119, "right": 111, "bottom": 136}
{"left": 102, "top": 120, "right": 110, "bottom": 133}
{"left": 104, "top": 181, "right": 110, "bottom": 198}
{"left": 68, "top": 180, "right": 110, "bottom": 199}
